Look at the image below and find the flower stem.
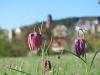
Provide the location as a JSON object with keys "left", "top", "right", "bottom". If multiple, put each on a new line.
{"left": 85, "top": 63, "right": 88, "bottom": 75}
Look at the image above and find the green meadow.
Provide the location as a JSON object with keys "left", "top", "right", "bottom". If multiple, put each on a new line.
{"left": 0, "top": 53, "right": 100, "bottom": 75}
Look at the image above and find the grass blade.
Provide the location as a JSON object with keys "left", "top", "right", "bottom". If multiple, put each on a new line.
{"left": 65, "top": 50, "right": 86, "bottom": 63}
{"left": 7, "top": 67, "right": 32, "bottom": 75}
{"left": 89, "top": 48, "right": 100, "bottom": 72}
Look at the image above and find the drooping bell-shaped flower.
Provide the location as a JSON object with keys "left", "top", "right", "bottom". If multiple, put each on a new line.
{"left": 74, "top": 37, "right": 85, "bottom": 57}
{"left": 44, "top": 60, "right": 51, "bottom": 71}
{"left": 28, "top": 32, "right": 42, "bottom": 52}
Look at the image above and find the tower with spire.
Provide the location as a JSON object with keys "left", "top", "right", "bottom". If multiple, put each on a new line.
{"left": 45, "top": 14, "right": 52, "bottom": 35}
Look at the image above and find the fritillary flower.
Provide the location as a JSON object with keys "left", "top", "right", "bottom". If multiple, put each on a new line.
{"left": 44, "top": 60, "right": 51, "bottom": 71}
{"left": 28, "top": 32, "right": 42, "bottom": 53}
{"left": 75, "top": 37, "right": 85, "bottom": 57}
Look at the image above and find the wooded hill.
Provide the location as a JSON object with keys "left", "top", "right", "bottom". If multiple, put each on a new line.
{"left": 0, "top": 16, "right": 100, "bottom": 57}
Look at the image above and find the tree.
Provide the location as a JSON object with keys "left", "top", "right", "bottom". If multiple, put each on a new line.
{"left": 0, "top": 28, "right": 12, "bottom": 56}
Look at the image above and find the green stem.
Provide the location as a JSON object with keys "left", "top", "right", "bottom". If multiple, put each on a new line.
{"left": 41, "top": 43, "right": 45, "bottom": 75}
{"left": 89, "top": 48, "right": 100, "bottom": 72}
{"left": 85, "top": 62, "right": 89, "bottom": 75}
{"left": 65, "top": 50, "right": 86, "bottom": 63}
{"left": 42, "top": 49, "right": 45, "bottom": 75}
{"left": 7, "top": 67, "right": 32, "bottom": 75}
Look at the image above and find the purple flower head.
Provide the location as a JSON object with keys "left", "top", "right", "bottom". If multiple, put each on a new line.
{"left": 28, "top": 32, "right": 42, "bottom": 51}
{"left": 74, "top": 37, "right": 85, "bottom": 57}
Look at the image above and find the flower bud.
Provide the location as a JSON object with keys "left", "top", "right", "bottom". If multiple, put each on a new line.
{"left": 44, "top": 60, "right": 51, "bottom": 71}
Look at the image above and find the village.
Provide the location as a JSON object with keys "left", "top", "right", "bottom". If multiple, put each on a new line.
{"left": 0, "top": 0, "right": 100, "bottom": 75}
{"left": 1, "top": 15, "right": 100, "bottom": 55}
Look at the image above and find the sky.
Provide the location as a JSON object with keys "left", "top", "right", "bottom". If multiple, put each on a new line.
{"left": 0, "top": 0, "right": 100, "bottom": 29}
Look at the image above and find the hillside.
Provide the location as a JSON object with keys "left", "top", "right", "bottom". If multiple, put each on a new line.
{"left": 0, "top": 16, "right": 100, "bottom": 56}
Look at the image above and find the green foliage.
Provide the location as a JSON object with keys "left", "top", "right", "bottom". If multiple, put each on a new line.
{"left": 10, "top": 37, "right": 28, "bottom": 57}
{"left": 0, "top": 39, "right": 12, "bottom": 56}
{"left": 0, "top": 17, "right": 100, "bottom": 56}
{"left": 86, "top": 34, "right": 100, "bottom": 52}
{"left": 0, "top": 29, "right": 12, "bottom": 56}
{"left": 53, "top": 17, "right": 78, "bottom": 28}
{"left": 0, "top": 54, "right": 100, "bottom": 75}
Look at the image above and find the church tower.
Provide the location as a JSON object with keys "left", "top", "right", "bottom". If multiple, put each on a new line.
{"left": 45, "top": 14, "right": 52, "bottom": 33}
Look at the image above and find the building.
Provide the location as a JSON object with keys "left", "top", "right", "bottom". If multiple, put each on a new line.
{"left": 96, "top": 24, "right": 100, "bottom": 32}
{"left": 51, "top": 39, "right": 67, "bottom": 53}
{"left": 14, "top": 28, "right": 22, "bottom": 39}
{"left": 51, "top": 24, "right": 68, "bottom": 53}
{"left": 3, "top": 29, "right": 13, "bottom": 42}
{"left": 75, "top": 17, "right": 99, "bottom": 34}
{"left": 45, "top": 14, "right": 52, "bottom": 34}
{"left": 52, "top": 24, "right": 68, "bottom": 38}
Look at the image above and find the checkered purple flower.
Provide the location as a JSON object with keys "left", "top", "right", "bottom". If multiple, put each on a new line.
{"left": 74, "top": 37, "right": 85, "bottom": 57}
{"left": 28, "top": 32, "right": 42, "bottom": 52}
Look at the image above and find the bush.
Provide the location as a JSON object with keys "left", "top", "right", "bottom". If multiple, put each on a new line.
{"left": 86, "top": 35, "right": 100, "bottom": 52}
{"left": 0, "top": 37, "right": 13, "bottom": 56}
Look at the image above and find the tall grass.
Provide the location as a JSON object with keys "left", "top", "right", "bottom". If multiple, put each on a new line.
{"left": 0, "top": 53, "right": 100, "bottom": 75}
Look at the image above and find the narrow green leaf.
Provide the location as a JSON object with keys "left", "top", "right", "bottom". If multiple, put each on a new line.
{"left": 4, "top": 72, "right": 7, "bottom": 75}
{"left": 65, "top": 50, "right": 86, "bottom": 63}
{"left": 7, "top": 67, "right": 32, "bottom": 75}
{"left": 89, "top": 48, "right": 100, "bottom": 72}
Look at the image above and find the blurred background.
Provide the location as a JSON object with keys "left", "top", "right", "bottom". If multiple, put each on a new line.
{"left": 0, "top": 0, "right": 100, "bottom": 57}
